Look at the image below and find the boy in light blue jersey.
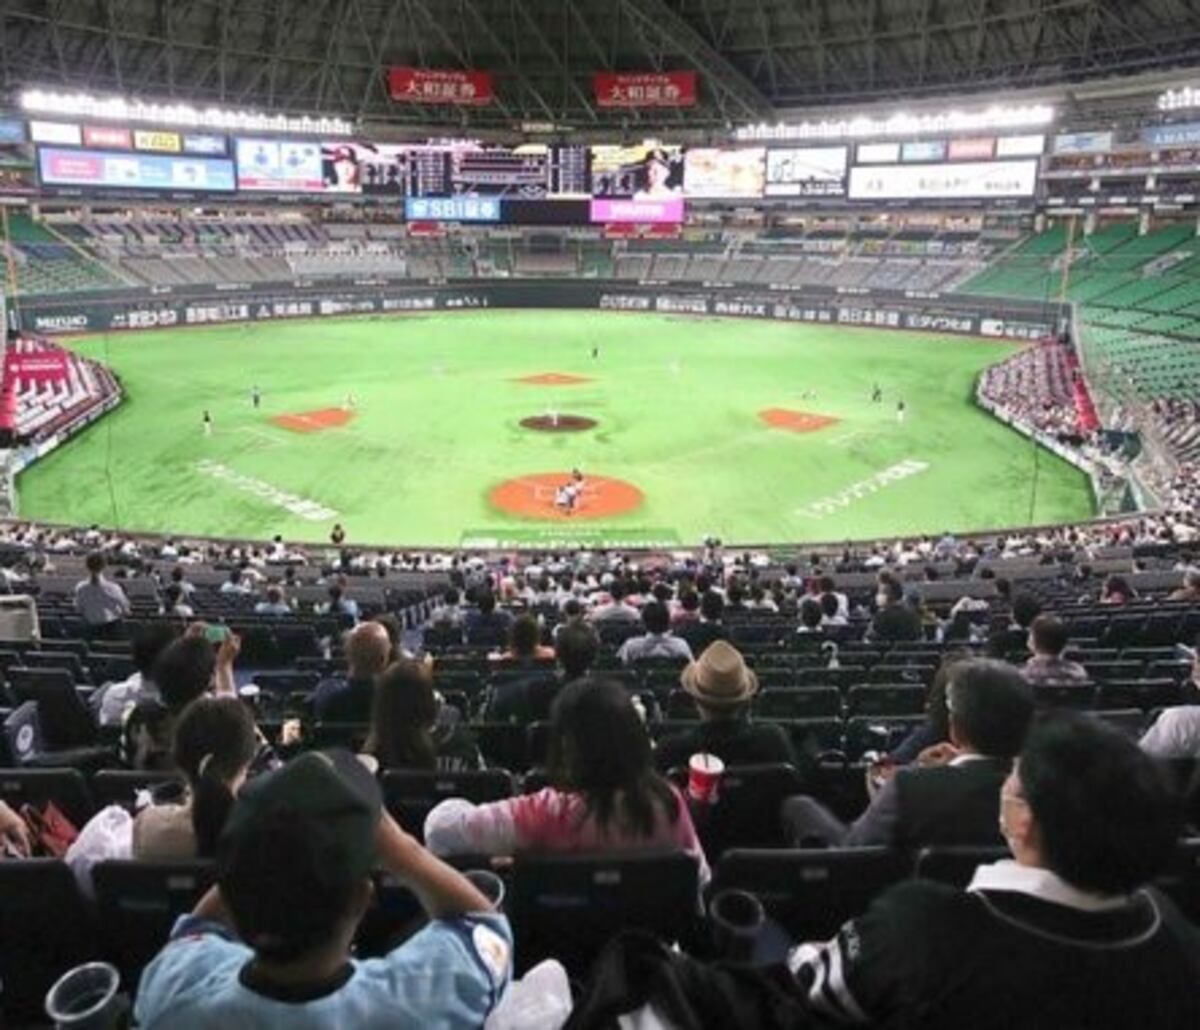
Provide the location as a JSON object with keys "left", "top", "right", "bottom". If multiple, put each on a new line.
{"left": 136, "top": 750, "right": 510, "bottom": 1028}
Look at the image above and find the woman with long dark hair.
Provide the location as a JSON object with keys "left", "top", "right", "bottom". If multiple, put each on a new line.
{"left": 135, "top": 695, "right": 258, "bottom": 857}
{"left": 365, "top": 659, "right": 482, "bottom": 772}
{"left": 424, "top": 677, "right": 709, "bottom": 881}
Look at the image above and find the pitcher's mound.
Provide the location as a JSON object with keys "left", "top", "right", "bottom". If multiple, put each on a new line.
{"left": 520, "top": 414, "right": 597, "bottom": 433}
{"left": 758, "top": 408, "right": 840, "bottom": 433}
{"left": 270, "top": 407, "right": 356, "bottom": 433}
{"left": 490, "top": 472, "right": 642, "bottom": 520}
{"left": 514, "top": 372, "right": 592, "bottom": 386}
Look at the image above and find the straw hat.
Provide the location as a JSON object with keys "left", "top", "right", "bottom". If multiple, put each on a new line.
{"left": 680, "top": 640, "right": 758, "bottom": 707}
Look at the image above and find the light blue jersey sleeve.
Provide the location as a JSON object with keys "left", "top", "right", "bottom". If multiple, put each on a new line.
{"left": 135, "top": 912, "right": 513, "bottom": 1030}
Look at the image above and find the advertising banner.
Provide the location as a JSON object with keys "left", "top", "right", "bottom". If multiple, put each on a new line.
{"left": 589, "top": 197, "right": 684, "bottom": 224}
{"left": 1052, "top": 131, "right": 1114, "bottom": 155}
{"left": 38, "top": 146, "right": 237, "bottom": 192}
{"left": 133, "top": 130, "right": 182, "bottom": 153}
{"left": 0, "top": 119, "right": 24, "bottom": 144}
{"left": 764, "top": 146, "right": 847, "bottom": 197}
{"left": 182, "top": 133, "right": 227, "bottom": 156}
{"left": 901, "top": 140, "right": 947, "bottom": 162}
{"left": 847, "top": 159, "right": 1038, "bottom": 200}
{"left": 995, "top": 134, "right": 1044, "bottom": 157}
{"left": 857, "top": 142, "right": 900, "bottom": 164}
{"left": 404, "top": 197, "right": 501, "bottom": 222}
{"left": 83, "top": 125, "right": 132, "bottom": 149}
{"left": 1142, "top": 121, "right": 1200, "bottom": 148}
{"left": 387, "top": 67, "right": 494, "bottom": 106}
{"left": 683, "top": 147, "right": 765, "bottom": 198}
{"left": 947, "top": 138, "right": 995, "bottom": 161}
{"left": 29, "top": 121, "right": 81, "bottom": 146}
{"left": 235, "top": 138, "right": 323, "bottom": 191}
{"left": 4, "top": 349, "right": 70, "bottom": 384}
{"left": 593, "top": 72, "right": 697, "bottom": 108}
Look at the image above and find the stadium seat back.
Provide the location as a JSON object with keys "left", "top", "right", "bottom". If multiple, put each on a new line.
{"left": 0, "top": 859, "right": 97, "bottom": 1023}
{"left": 93, "top": 859, "right": 216, "bottom": 990}
{"left": 914, "top": 845, "right": 1009, "bottom": 888}
{"left": 847, "top": 684, "right": 926, "bottom": 717}
{"left": 0, "top": 766, "right": 94, "bottom": 825}
{"left": 753, "top": 686, "right": 841, "bottom": 720}
{"left": 509, "top": 851, "right": 700, "bottom": 975}
{"left": 381, "top": 768, "right": 515, "bottom": 838}
{"left": 691, "top": 763, "right": 806, "bottom": 855}
{"left": 714, "top": 847, "right": 908, "bottom": 940}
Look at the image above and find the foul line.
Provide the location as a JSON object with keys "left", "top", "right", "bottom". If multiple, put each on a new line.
{"left": 194, "top": 459, "right": 337, "bottom": 521}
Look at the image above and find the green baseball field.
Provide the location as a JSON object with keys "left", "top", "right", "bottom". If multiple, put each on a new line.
{"left": 16, "top": 310, "right": 1095, "bottom": 548}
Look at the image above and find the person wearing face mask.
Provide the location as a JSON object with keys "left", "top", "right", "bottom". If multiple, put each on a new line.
{"left": 785, "top": 713, "right": 1200, "bottom": 1028}
{"left": 865, "top": 575, "right": 923, "bottom": 642}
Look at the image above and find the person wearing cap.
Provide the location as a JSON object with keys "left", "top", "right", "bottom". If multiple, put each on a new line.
{"left": 135, "top": 750, "right": 511, "bottom": 1028}
{"left": 655, "top": 640, "right": 796, "bottom": 773}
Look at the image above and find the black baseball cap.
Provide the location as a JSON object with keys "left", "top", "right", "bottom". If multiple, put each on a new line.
{"left": 217, "top": 751, "right": 382, "bottom": 957}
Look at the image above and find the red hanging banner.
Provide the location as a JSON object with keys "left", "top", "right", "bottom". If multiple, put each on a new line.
{"left": 386, "top": 67, "right": 495, "bottom": 106}
{"left": 593, "top": 72, "right": 697, "bottom": 108}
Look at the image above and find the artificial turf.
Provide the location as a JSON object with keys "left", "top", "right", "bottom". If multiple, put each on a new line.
{"left": 16, "top": 310, "right": 1096, "bottom": 548}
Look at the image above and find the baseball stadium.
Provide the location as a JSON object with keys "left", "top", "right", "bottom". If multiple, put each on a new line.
{"left": 0, "top": 1, "right": 1198, "bottom": 1026}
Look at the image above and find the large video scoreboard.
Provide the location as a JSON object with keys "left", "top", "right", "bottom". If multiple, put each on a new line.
{"left": 20, "top": 113, "right": 1046, "bottom": 220}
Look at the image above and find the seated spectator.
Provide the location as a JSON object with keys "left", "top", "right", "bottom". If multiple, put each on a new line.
{"left": 1100, "top": 574, "right": 1135, "bottom": 605}
{"left": 1169, "top": 568, "right": 1200, "bottom": 602}
{"left": 318, "top": 582, "right": 360, "bottom": 624}
{"left": 677, "top": 590, "right": 726, "bottom": 652}
{"left": 816, "top": 575, "right": 849, "bottom": 620}
{"left": 551, "top": 597, "right": 585, "bottom": 642}
{"left": 254, "top": 585, "right": 292, "bottom": 616}
{"left": 70, "top": 696, "right": 258, "bottom": 892}
{"left": 589, "top": 581, "right": 641, "bottom": 624}
{"left": 489, "top": 613, "right": 555, "bottom": 664}
{"left": 313, "top": 622, "right": 392, "bottom": 723}
{"left": 866, "top": 576, "right": 923, "bottom": 642}
{"left": 427, "top": 588, "right": 465, "bottom": 627}
{"left": 219, "top": 569, "right": 251, "bottom": 595}
{"left": 796, "top": 598, "right": 825, "bottom": 635}
{"left": 170, "top": 565, "right": 196, "bottom": 600}
{"left": 988, "top": 591, "right": 1043, "bottom": 657}
{"left": 788, "top": 714, "right": 1199, "bottom": 1028}
{"left": 1139, "top": 650, "right": 1200, "bottom": 758}
{"left": 162, "top": 583, "right": 194, "bottom": 619}
{"left": 124, "top": 629, "right": 242, "bottom": 770}
{"left": 464, "top": 589, "right": 513, "bottom": 645}
{"left": 425, "top": 678, "right": 709, "bottom": 882}
{"left": 486, "top": 620, "right": 598, "bottom": 724}
{"left": 670, "top": 589, "right": 701, "bottom": 630}
{"left": 617, "top": 602, "right": 693, "bottom": 666}
{"left": 655, "top": 641, "right": 796, "bottom": 772}
{"left": 371, "top": 613, "right": 408, "bottom": 662}
{"left": 74, "top": 551, "right": 131, "bottom": 635}
{"left": 783, "top": 659, "right": 1033, "bottom": 848}
{"left": 91, "top": 622, "right": 177, "bottom": 727}
{"left": 1022, "top": 614, "right": 1090, "bottom": 686}
{"left": 365, "top": 659, "right": 482, "bottom": 772}
{"left": 135, "top": 752, "right": 510, "bottom": 1027}
{"left": 884, "top": 650, "right": 965, "bottom": 766}
{"left": 818, "top": 592, "right": 847, "bottom": 628}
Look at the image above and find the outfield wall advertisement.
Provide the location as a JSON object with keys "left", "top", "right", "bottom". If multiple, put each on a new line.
{"left": 18, "top": 281, "right": 1057, "bottom": 343}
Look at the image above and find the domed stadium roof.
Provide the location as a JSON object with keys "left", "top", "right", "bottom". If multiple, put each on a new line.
{"left": 2, "top": 0, "right": 1198, "bottom": 129}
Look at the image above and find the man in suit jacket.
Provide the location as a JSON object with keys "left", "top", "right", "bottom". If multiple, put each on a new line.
{"left": 783, "top": 658, "right": 1034, "bottom": 848}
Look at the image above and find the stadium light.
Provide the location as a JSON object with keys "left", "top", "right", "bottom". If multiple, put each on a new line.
{"left": 1157, "top": 86, "right": 1200, "bottom": 112}
{"left": 732, "top": 104, "right": 1055, "bottom": 142}
{"left": 19, "top": 88, "right": 354, "bottom": 136}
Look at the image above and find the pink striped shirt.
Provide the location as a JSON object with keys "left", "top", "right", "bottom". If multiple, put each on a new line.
{"left": 425, "top": 785, "right": 710, "bottom": 883}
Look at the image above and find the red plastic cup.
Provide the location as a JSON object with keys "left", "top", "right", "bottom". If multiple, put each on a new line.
{"left": 688, "top": 752, "right": 725, "bottom": 804}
